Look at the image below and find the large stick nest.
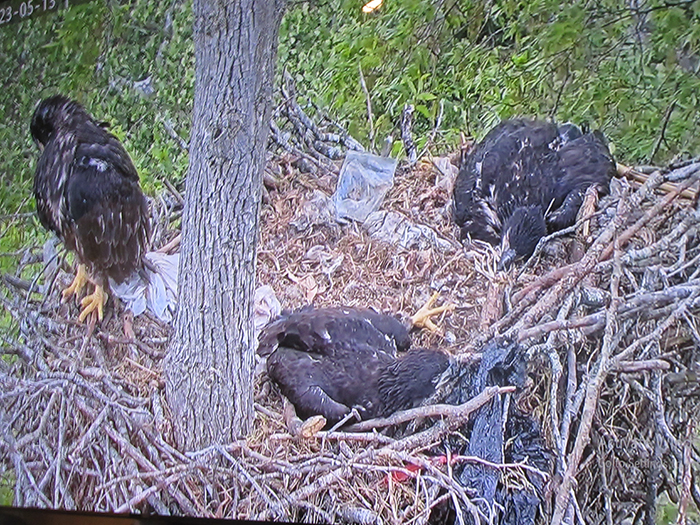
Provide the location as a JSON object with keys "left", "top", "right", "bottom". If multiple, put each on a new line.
{"left": 1, "top": 93, "right": 699, "bottom": 524}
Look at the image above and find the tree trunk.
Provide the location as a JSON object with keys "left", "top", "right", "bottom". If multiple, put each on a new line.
{"left": 165, "top": 0, "right": 284, "bottom": 450}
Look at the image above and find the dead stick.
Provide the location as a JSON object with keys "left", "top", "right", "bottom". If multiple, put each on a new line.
{"left": 618, "top": 163, "right": 697, "bottom": 200}
{"left": 539, "top": 294, "right": 575, "bottom": 459}
{"left": 15, "top": 391, "right": 59, "bottom": 448}
{"left": 159, "top": 176, "right": 184, "bottom": 206}
{"left": 358, "top": 64, "right": 375, "bottom": 151}
{"left": 2, "top": 274, "right": 42, "bottom": 294}
{"left": 114, "top": 470, "right": 193, "bottom": 514}
{"left": 90, "top": 406, "right": 196, "bottom": 515}
{"left": 560, "top": 345, "right": 578, "bottom": 469}
{"left": 610, "top": 288, "right": 700, "bottom": 367}
{"left": 387, "top": 386, "right": 512, "bottom": 453}
{"left": 551, "top": 235, "right": 623, "bottom": 525}
{"left": 516, "top": 313, "right": 603, "bottom": 342}
{"left": 160, "top": 118, "right": 189, "bottom": 152}
{"left": 268, "top": 431, "right": 395, "bottom": 445}
{"left": 518, "top": 281, "right": 700, "bottom": 341}
{"left": 267, "top": 385, "right": 507, "bottom": 517}
{"left": 677, "top": 423, "right": 695, "bottom": 525}
{"left": 601, "top": 166, "right": 700, "bottom": 261}
{"left": 401, "top": 104, "right": 417, "bottom": 164}
{"left": 53, "top": 394, "right": 66, "bottom": 507}
{"left": 95, "top": 463, "right": 193, "bottom": 492}
{"left": 215, "top": 445, "right": 280, "bottom": 509}
{"left": 156, "top": 233, "right": 181, "bottom": 254}
{"left": 448, "top": 454, "right": 549, "bottom": 480}
{"left": 346, "top": 386, "right": 515, "bottom": 432}
{"left": 693, "top": 478, "right": 700, "bottom": 513}
{"left": 647, "top": 101, "right": 676, "bottom": 165}
{"left": 115, "top": 426, "right": 196, "bottom": 515}
{"left": 613, "top": 359, "right": 670, "bottom": 373}
{"left": 510, "top": 264, "right": 574, "bottom": 307}
{"left": 621, "top": 209, "right": 700, "bottom": 265}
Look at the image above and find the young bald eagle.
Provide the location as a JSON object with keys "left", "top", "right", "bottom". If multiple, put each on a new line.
{"left": 258, "top": 306, "right": 451, "bottom": 424}
{"left": 453, "top": 119, "right": 616, "bottom": 269}
{"left": 31, "top": 95, "right": 150, "bottom": 322}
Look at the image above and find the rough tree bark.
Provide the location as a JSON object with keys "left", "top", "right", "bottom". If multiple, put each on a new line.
{"left": 165, "top": 0, "right": 284, "bottom": 450}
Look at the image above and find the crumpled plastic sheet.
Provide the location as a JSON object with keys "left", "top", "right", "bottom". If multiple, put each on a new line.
{"left": 432, "top": 156, "right": 459, "bottom": 193}
{"left": 253, "top": 284, "right": 282, "bottom": 377}
{"left": 333, "top": 150, "right": 398, "bottom": 223}
{"left": 111, "top": 253, "right": 282, "bottom": 332}
{"left": 254, "top": 284, "right": 282, "bottom": 342}
{"left": 441, "top": 340, "right": 550, "bottom": 525}
{"left": 110, "top": 252, "right": 179, "bottom": 323}
{"left": 290, "top": 190, "right": 337, "bottom": 232}
{"left": 363, "top": 210, "right": 455, "bottom": 252}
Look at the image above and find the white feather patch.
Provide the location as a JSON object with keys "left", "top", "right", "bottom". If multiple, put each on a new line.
{"left": 87, "top": 157, "right": 109, "bottom": 172}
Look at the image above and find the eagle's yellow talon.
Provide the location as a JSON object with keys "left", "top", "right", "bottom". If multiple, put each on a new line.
{"left": 62, "top": 264, "right": 88, "bottom": 302}
{"left": 78, "top": 284, "right": 107, "bottom": 323}
{"left": 411, "top": 291, "right": 455, "bottom": 333}
{"left": 299, "top": 416, "right": 326, "bottom": 438}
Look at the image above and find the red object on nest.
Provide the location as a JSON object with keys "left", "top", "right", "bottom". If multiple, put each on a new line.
{"left": 387, "top": 455, "right": 448, "bottom": 484}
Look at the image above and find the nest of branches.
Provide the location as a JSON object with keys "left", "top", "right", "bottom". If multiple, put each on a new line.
{"left": 1, "top": 88, "right": 699, "bottom": 524}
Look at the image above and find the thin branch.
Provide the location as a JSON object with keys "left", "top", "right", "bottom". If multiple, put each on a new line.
{"left": 647, "top": 101, "right": 677, "bottom": 164}
{"left": 358, "top": 64, "right": 375, "bottom": 152}
{"left": 345, "top": 386, "right": 516, "bottom": 432}
{"left": 551, "top": 233, "right": 623, "bottom": 525}
{"left": 401, "top": 104, "right": 417, "bottom": 164}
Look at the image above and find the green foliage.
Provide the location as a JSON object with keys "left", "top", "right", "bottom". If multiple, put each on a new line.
{"left": 2, "top": 0, "right": 697, "bottom": 254}
{"left": 656, "top": 492, "right": 700, "bottom": 524}
{"left": 278, "top": 0, "right": 700, "bottom": 162}
{"left": 0, "top": 470, "right": 14, "bottom": 505}
{"left": 0, "top": 0, "right": 697, "bottom": 312}
{"left": 0, "top": 5, "right": 195, "bottom": 440}
{"left": 1, "top": 0, "right": 698, "bottom": 229}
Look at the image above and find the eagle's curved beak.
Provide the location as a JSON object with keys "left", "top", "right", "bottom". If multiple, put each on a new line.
{"left": 497, "top": 249, "right": 517, "bottom": 271}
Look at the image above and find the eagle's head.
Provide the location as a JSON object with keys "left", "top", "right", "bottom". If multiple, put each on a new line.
{"left": 30, "top": 95, "right": 82, "bottom": 149}
{"left": 557, "top": 122, "right": 583, "bottom": 145}
{"left": 498, "top": 205, "right": 547, "bottom": 270}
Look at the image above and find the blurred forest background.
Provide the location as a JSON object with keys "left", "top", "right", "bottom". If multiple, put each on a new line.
{"left": 0, "top": 0, "right": 699, "bottom": 516}
{"left": 1, "top": 0, "right": 699, "bottom": 274}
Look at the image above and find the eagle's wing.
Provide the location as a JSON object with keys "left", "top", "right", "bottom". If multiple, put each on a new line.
{"left": 548, "top": 132, "right": 616, "bottom": 230}
{"left": 33, "top": 136, "right": 72, "bottom": 239}
{"left": 31, "top": 97, "right": 151, "bottom": 322}
{"left": 453, "top": 120, "right": 555, "bottom": 243}
{"left": 65, "top": 130, "right": 150, "bottom": 283}
{"left": 266, "top": 341, "right": 388, "bottom": 422}
{"left": 257, "top": 307, "right": 407, "bottom": 358}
